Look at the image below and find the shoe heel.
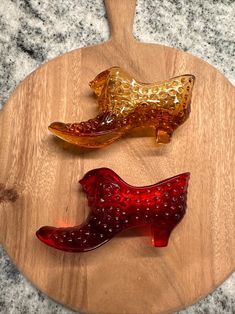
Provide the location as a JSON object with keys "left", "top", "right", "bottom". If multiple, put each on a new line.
{"left": 151, "top": 224, "right": 172, "bottom": 247}
{"left": 155, "top": 128, "right": 172, "bottom": 144}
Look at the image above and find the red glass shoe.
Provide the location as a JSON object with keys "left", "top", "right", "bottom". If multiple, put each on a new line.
{"left": 36, "top": 169, "right": 190, "bottom": 252}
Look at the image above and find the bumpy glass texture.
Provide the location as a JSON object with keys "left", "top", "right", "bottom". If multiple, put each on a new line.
{"left": 49, "top": 67, "right": 195, "bottom": 148}
{"left": 36, "top": 168, "right": 190, "bottom": 252}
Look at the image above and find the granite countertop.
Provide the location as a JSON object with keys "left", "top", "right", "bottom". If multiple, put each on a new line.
{"left": 0, "top": 0, "right": 234, "bottom": 313}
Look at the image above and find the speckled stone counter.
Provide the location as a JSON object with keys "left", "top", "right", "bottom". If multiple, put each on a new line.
{"left": 0, "top": 0, "right": 234, "bottom": 313}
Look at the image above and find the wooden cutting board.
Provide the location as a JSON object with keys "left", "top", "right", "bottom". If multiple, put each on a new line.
{"left": 0, "top": 0, "right": 234, "bottom": 313}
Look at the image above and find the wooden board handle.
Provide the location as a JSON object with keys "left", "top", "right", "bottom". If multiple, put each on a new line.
{"left": 104, "top": 0, "right": 136, "bottom": 42}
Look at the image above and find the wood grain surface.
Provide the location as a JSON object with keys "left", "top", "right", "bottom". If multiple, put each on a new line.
{"left": 0, "top": 0, "right": 234, "bottom": 313}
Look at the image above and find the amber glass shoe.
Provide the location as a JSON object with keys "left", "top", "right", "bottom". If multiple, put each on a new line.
{"left": 49, "top": 67, "right": 195, "bottom": 148}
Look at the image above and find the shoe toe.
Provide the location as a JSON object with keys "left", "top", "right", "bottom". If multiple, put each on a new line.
{"left": 48, "top": 122, "right": 68, "bottom": 133}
